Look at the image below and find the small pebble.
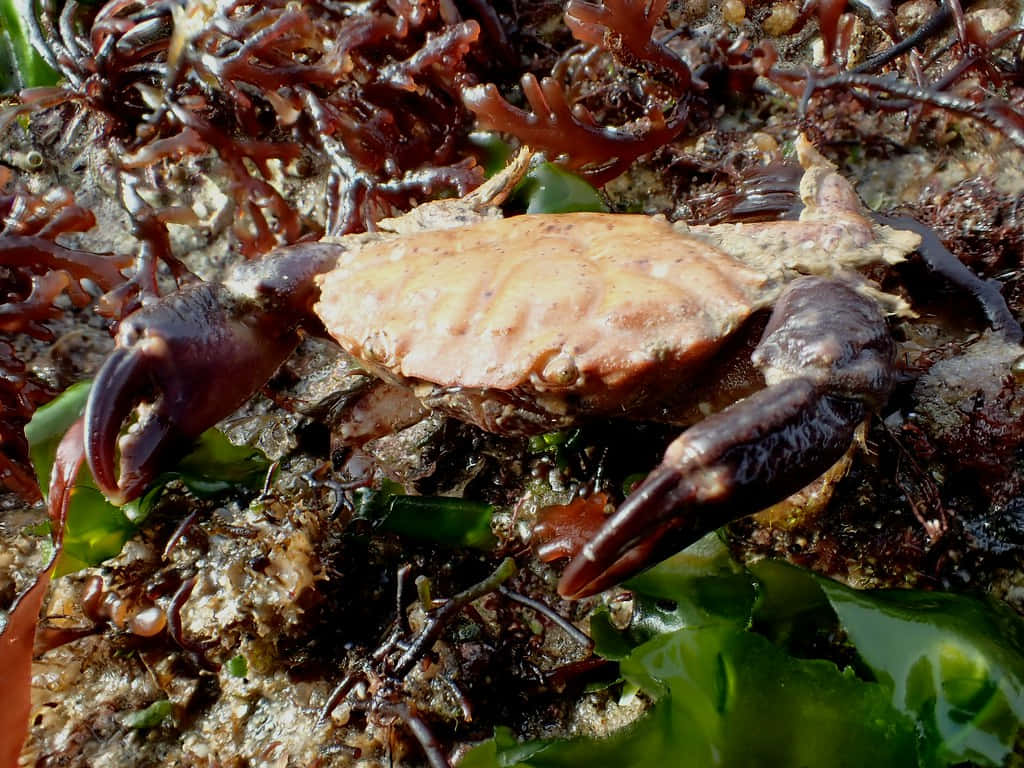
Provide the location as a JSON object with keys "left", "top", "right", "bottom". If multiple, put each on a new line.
{"left": 723, "top": 0, "right": 746, "bottom": 24}
{"left": 763, "top": 2, "right": 798, "bottom": 35}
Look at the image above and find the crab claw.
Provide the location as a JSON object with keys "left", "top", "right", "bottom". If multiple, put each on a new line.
{"left": 557, "top": 381, "right": 866, "bottom": 599}
{"left": 558, "top": 276, "right": 896, "bottom": 599}
{"left": 85, "top": 281, "right": 301, "bottom": 505}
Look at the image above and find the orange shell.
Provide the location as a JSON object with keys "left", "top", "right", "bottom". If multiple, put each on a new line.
{"left": 315, "top": 212, "right": 770, "bottom": 405}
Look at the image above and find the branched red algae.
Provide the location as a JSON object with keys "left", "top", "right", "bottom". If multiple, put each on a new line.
{"left": 0, "top": 180, "right": 130, "bottom": 499}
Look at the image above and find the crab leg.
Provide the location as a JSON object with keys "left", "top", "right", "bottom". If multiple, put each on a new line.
{"left": 85, "top": 242, "right": 341, "bottom": 504}
{"left": 559, "top": 276, "right": 896, "bottom": 599}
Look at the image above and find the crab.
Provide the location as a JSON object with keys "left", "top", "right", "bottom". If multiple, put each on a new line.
{"left": 81, "top": 137, "right": 1020, "bottom": 600}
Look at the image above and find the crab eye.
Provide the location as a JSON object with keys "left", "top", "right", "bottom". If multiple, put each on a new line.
{"left": 536, "top": 351, "right": 581, "bottom": 388}
{"left": 362, "top": 330, "right": 396, "bottom": 366}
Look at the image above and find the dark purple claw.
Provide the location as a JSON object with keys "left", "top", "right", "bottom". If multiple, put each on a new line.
{"left": 85, "top": 346, "right": 160, "bottom": 503}
{"left": 83, "top": 282, "right": 302, "bottom": 504}
{"left": 557, "top": 381, "right": 865, "bottom": 599}
{"left": 80, "top": 242, "right": 345, "bottom": 504}
{"left": 558, "top": 466, "right": 691, "bottom": 599}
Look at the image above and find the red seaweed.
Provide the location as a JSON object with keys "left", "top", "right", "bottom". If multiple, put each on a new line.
{"left": 463, "top": 0, "right": 697, "bottom": 184}
{"left": 464, "top": 74, "right": 686, "bottom": 184}
{"left": 0, "top": 180, "right": 131, "bottom": 499}
{"left": 0, "top": 418, "right": 80, "bottom": 765}
{"left": 564, "top": 0, "right": 693, "bottom": 86}
{"left": 12, "top": 0, "right": 504, "bottom": 250}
